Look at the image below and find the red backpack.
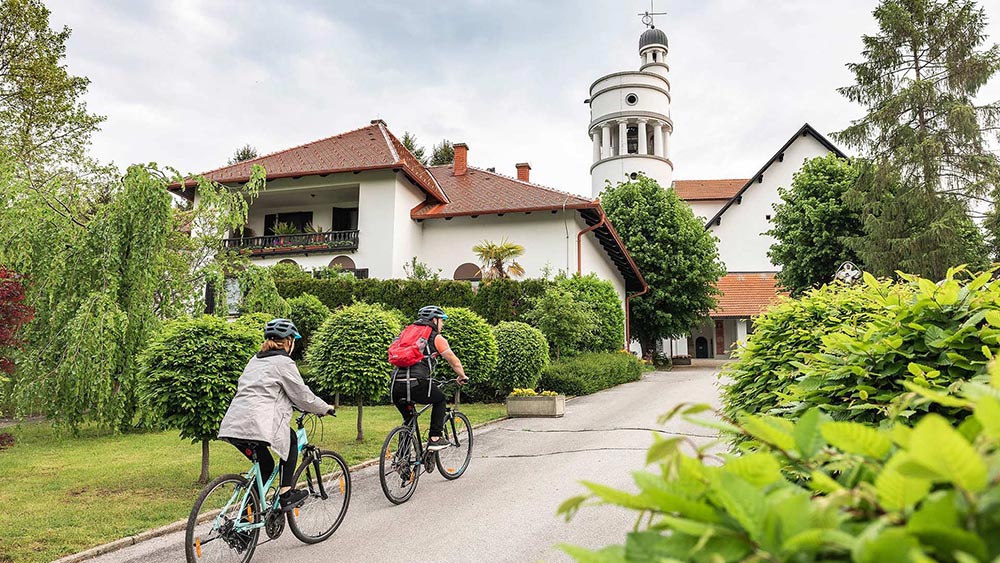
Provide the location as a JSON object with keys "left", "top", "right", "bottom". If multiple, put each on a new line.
{"left": 387, "top": 324, "right": 434, "bottom": 368}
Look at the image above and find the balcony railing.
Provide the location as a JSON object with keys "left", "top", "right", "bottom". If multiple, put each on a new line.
{"left": 223, "top": 230, "right": 359, "bottom": 256}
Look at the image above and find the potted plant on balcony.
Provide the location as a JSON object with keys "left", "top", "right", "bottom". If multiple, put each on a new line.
{"left": 506, "top": 388, "right": 565, "bottom": 418}
{"left": 272, "top": 222, "right": 299, "bottom": 247}
{"left": 304, "top": 222, "right": 326, "bottom": 245}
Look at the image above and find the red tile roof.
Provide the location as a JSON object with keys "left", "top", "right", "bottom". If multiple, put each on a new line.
{"left": 413, "top": 165, "right": 596, "bottom": 218}
{"left": 712, "top": 272, "right": 787, "bottom": 317}
{"left": 673, "top": 179, "right": 749, "bottom": 201}
{"left": 169, "top": 121, "right": 448, "bottom": 203}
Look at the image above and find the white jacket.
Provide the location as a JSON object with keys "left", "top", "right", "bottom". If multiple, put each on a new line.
{"left": 218, "top": 350, "right": 332, "bottom": 460}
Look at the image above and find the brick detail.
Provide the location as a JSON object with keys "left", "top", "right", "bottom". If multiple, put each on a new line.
{"left": 454, "top": 143, "right": 469, "bottom": 176}
{"left": 515, "top": 162, "right": 531, "bottom": 183}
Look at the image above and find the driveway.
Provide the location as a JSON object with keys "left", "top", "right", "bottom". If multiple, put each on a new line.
{"left": 86, "top": 364, "right": 724, "bottom": 563}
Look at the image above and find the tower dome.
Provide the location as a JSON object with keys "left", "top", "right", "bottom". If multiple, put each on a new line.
{"left": 639, "top": 27, "right": 668, "bottom": 50}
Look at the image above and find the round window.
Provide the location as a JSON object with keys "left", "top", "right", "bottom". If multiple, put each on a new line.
{"left": 625, "top": 93, "right": 638, "bottom": 106}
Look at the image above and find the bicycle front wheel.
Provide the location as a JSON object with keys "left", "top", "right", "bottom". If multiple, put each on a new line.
{"left": 185, "top": 473, "right": 260, "bottom": 563}
{"left": 288, "top": 449, "right": 351, "bottom": 543}
{"left": 379, "top": 425, "right": 420, "bottom": 504}
{"left": 435, "top": 411, "right": 473, "bottom": 479}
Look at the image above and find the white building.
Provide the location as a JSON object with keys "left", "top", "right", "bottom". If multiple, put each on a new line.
{"left": 170, "top": 121, "right": 647, "bottom": 344}
{"left": 588, "top": 23, "right": 847, "bottom": 358}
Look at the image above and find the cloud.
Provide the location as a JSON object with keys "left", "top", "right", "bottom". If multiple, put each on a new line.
{"left": 46, "top": 0, "right": 1000, "bottom": 196}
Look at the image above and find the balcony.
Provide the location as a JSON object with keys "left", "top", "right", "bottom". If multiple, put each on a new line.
{"left": 223, "top": 230, "right": 359, "bottom": 256}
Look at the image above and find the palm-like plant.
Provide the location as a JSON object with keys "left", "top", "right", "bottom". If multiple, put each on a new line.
{"left": 472, "top": 238, "right": 526, "bottom": 279}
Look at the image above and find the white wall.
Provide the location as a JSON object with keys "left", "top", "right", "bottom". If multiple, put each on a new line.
{"left": 592, "top": 156, "right": 673, "bottom": 197}
{"left": 709, "top": 134, "right": 834, "bottom": 273}
{"left": 391, "top": 174, "right": 427, "bottom": 278}
{"left": 354, "top": 170, "right": 399, "bottom": 279}
{"left": 687, "top": 201, "right": 727, "bottom": 223}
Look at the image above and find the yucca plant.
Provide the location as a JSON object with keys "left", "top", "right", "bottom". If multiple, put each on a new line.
{"left": 472, "top": 238, "right": 526, "bottom": 279}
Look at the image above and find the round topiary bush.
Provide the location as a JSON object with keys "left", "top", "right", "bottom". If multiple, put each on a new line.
{"left": 287, "top": 293, "right": 331, "bottom": 356}
{"left": 439, "top": 307, "right": 499, "bottom": 398}
{"left": 490, "top": 321, "right": 548, "bottom": 398}
{"left": 306, "top": 302, "right": 401, "bottom": 441}
{"left": 138, "top": 315, "right": 259, "bottom": 482}
{"left": 558, "top": 273, "right": 625, "bottom": 352}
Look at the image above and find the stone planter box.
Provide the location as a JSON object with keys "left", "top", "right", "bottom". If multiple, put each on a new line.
{"left": 672, "top": 356, "right": 692, "bottom": 366}
{"left": 506, "top": 395, "right": 566, "bottom": 418}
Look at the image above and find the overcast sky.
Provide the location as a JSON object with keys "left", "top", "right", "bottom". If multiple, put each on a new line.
{"left": 47, "top": 0, "right": 1000, "bottom": 196}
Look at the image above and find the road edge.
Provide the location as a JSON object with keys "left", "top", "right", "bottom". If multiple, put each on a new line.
{"left": 50, "top": 414, "right": 510, "bottom": 563}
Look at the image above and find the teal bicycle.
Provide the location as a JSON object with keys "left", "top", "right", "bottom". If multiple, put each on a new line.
{"left": 184, "top": 412, "right": 351, "bottom": 563}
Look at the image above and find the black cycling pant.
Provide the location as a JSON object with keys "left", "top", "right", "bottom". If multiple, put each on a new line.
{"left": 392, "top": 379, "right": 446, "bottom": 438}
{"left": 229, "top": 428, "right": 297, "bottom": 489}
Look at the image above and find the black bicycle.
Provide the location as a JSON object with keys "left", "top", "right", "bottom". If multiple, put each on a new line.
{"left": 185, "top": 412, "right": 351, "bottom": 563}
{"left": 378, "top": 378, "right": 473, "bottom": 504}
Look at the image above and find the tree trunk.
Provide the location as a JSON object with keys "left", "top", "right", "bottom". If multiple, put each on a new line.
{"left": 356, "top": 395, "right": 364, "bottom": 442}
{"left": 334, "top": 392, "right": 340, "bottom": 409}
{"left": 639, "top": 336, "right": 655, "bottom": 360}
{"left": 199, "top": 438, "right": 211, "bottom": 484}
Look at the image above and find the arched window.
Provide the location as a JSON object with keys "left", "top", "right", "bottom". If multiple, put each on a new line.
{"left": 277, "top": 259, "right": 298, "bottom": 265}
{"left": 453, "top": 263, "right": 482, "bottom": 281}
{"left": 329, "top": 256, "right": 356, "bottom": 269}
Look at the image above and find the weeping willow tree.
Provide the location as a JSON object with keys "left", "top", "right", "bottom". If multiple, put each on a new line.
{"left": 0, "top": 158, "right": 265, "bottom": 431}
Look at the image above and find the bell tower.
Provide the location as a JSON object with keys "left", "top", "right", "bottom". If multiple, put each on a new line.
{"left": 587, "top": 9, "right": 673, "bottom": 198}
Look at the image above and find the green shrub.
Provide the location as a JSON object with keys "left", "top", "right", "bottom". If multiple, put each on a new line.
{"left": 287, "top": 293, "right": 331, "bottom": 357}
{"left": 438, "top": 307, "right": 498, "bottom": 399}
{"left": 788, "top": 267, "right": 1000, "bottom": 425}
{"left": 239, "top": 265, "right": 290, "bottom": 317}
{"left": 306, "top": 303, "right": 401, "bottom": 441}
{"left": 269, "top": 262, "right": 312, "bottom": 280}
{"left": 539, "top": 352, "right": 642, "bottom": 396}
{"left": 523, "top": 285, "right": 597, "bottom": 359}
{"left": 388, "top": 308, "right": 411, "bottom": 329}
{"left": 231, "top": 312, "right": 271, "bottom": 340}
{"left": 721, "top": 281, "right": 888, "bottom": 421}
{"left": 138, "top": 315, "right": 259, "bottom": 482}
{"left": 472, "top": 278, "right": 550, "bottom": 324}
{"left": 559, "top": 364, "right": 1000, "bottom": 562}
{"left": 275, "top": 278, "right": 355, "bottom": 310}
{"left": 489, "top": 322, "right": 549, "bottom": 399}
{"left": 558, "top": 273, "right": 624, "bottom": 352}
{"left": 274, "top": 278, "right": 476, "bottom": 314}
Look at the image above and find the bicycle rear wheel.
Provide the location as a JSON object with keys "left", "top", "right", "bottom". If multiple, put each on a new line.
{"left": 435, "top": 411, "right": 473, "bottom": 479}
{"left": 379, "top": 425, "right": 420, "bottom": 504}
{"left": 185, "top": 473, "right": 260, "bottom": 563}
{"left": 288, "top": 449, "right": 351, "bottom": 543}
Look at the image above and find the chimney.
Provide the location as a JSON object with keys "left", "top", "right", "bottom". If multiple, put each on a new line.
{"left": 515, "top": 162, "right": 531, "bottom": 183}
{"left": 454, "top": 143, "right": 469, "bottom": 176}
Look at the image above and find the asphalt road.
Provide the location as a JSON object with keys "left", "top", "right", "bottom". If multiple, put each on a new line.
{"left": 87, "top": 363, "right": 724, "bottom": 563}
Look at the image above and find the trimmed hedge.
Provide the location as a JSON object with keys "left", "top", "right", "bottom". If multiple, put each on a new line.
{"left": 490, "top": 322, "right": 549, "bottom": 399}
{"left": 287, "top": 293, "right": 331, "bottom": 357}
{"left": 538, "top": 352, "right": 643, "bottom": 396}
{"left": 558, "top": 273, "right": 625, "bottom": 353}
{"left": 438, "top": 308, "right": 498, "bottom": 398}
{"left": 274, "top": 277, "right": 548, "bottom": 325}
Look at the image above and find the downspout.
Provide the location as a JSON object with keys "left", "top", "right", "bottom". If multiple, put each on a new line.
{"left": 576, "top": 207, "right": 605, "bottom": 275}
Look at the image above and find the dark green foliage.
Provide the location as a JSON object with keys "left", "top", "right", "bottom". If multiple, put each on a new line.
{"left": 557, "top": 273, "right": 624, "bottom": 352}
{"left": 489, "top": 322, "right": 549, "bottom": 398}
{"left": 401, "top": 132, "right": 428, "bottom": 165}
{"left": 721, "top": 282, "right": 886, "bottom": 422}
{"left": 274, "top": 277, "right": 554, "bottom": 325}
{"left": 239, "top": 265, "right": 290, "bottom": 317}
{"left": 846, "top": 164, "right": 989, "bottom": 280}
{"left": 269, "top": 262, "right": 311, "bottom": 280}
{"left": 227, "top": 144, "right": 258, "bottom": 165}
{"left": 306, "top": 303, "right": 401, "bottom": 441}
{"left": 430, "top": 139, "right": 454, "bottom": 166}
{"left": 231, "top": 312, "right": 271, "bottom": 340}
{"left": 538, "top": 352, "right": 643, "bottom": 396}
{"left": 138, "top": 315, "right": 258, "bottom": 481}
{"left": 438, "top": 308, "right": 498, "bottom": 396}
{"left": 287, "top": 293, "right": 330, "bottom": 356}
{"left": 523, "top": 285, "right": 597, "bottom": 360}
{"left": 767, "top": 155, "right": 864, "bottom": 295}
{"left": 836, "top": 0, "right": 1000, "bottom": 279}
{"left": 602, "top": 174, "right": 726, "bottom": 356}
{"left": 473, "top": 278, "right": 550, "bottom": 324}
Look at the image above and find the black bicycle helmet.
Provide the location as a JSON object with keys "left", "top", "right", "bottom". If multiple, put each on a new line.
{"left": 264, "top": 318, "right": 301, "bottom": 340}
{"left": 415, "top": 305, "right": 448, "bottom": 322}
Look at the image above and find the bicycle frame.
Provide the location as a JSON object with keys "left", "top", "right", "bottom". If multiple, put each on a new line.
{"left": 402, "top": 395, "right": 465, "bottom": 467}
{"left": 217, "top": 416, "right": 320, "bottom": 534}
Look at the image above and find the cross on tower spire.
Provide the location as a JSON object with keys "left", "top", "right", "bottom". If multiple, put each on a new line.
{"left": 638, "top": 0, "right": 667, "bottom": 29}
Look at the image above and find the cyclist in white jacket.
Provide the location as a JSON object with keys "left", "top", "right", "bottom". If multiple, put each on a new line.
{"left": 219, "top": 318, "right": 335, "bottom": 511}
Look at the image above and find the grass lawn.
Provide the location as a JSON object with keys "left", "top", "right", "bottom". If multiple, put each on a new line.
{"left": 0, "top": 403, "right": 505, "bottom": 563}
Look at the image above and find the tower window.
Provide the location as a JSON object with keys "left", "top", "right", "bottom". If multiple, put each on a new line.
{"left": 626, "top": 126, "right": 639, "bottom": 154}
{"left": 625, "top": 93, "right": 638, "bottom": 106}
{"left": 652, "top": 52, "right": 658, "bottom": 62}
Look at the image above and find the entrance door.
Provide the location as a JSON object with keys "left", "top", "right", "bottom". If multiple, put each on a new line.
{"left": 695, "top": 337, "right": 709, "bottom": 359}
